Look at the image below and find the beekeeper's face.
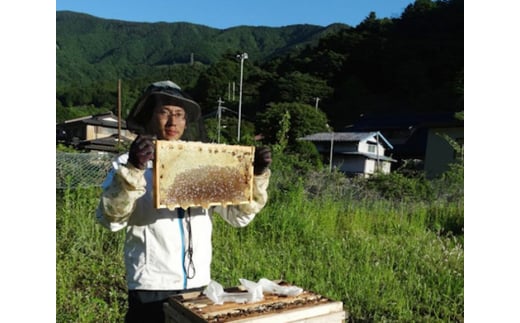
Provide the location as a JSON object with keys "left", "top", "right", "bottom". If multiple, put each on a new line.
{"left": 148, "top": 104, "right": 187, "bottom": 141}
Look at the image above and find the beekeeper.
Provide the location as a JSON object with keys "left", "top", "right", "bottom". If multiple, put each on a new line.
{"left": 95, "top": 80, "right": 272, "bottom": 323}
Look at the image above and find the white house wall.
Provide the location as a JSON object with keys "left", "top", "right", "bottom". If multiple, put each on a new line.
{"left": 86, "top": 125, "right": 135, "bottom": 140}
{"left": 86, "top": 125, "right": 95, "bottom": 140}
{"left": 365, "top": 159, "right": 376, "bottom": 174}
{"left": 357, "top": 139, "right": 386, "bottom": 156}
{"left": 364, "top": 159, "right": 392, "bottom": 176}
{"left": 381, "top": 161, "right": 391, "bottom": 173}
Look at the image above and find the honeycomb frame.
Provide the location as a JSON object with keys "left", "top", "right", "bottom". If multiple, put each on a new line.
{"left": 154, "top": 140, "right": 255, "bottom": 210}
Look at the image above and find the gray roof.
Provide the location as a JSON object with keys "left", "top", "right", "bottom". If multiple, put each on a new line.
{"left": 340, "top": 151, "right": 397, "bottom": 162}
{"left": 59, "top": 112, "right": 128, "bottom": 129}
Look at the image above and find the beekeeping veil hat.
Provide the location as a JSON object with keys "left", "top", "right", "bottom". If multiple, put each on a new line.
{"left": 126, "top": 80, "right": 202, "bottom": 136}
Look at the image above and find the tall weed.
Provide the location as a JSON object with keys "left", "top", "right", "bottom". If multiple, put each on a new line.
{"left": 56, "top": 186, "right": 127, "bottom": 322}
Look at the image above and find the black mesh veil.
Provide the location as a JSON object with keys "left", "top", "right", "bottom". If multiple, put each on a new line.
{"left": 181, "top": 116, "right": 208, "bottom": 143}
{"left": 126, "top": 80, "right": 207, "bottom": 142}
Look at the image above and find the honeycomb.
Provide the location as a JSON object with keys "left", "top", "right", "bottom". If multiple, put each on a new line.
{"left": 154, "top": 140, "right": 254, "bottom": 209}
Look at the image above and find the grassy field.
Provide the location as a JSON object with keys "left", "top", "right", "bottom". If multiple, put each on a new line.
{"left": 56, "top": 166, "right": 463, "bottom": 322}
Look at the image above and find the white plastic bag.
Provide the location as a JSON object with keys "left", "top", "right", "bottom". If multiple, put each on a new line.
{"left": 258, "top": 278, "right": 303, "bottom": 296}
{"left": 203, "top": 280, "right": 263, "bottom": 305}
{"left": 203, "top": 278, "right": 303, "bottom": 305}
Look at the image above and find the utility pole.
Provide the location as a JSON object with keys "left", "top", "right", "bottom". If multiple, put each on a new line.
{"left": 236, "top": 52, "right": 248, "bottom": 142}
{"left": 117, "top": 79, "right": 121, "bottom": 143}
{"left": 329, "top": 132, "right": 334, "bottom": 172}
{"left": 217, "top": 97, "right": 224, "bottom": 143}
{"left": 376, "top": 131, "right": 380, "bottom": 173}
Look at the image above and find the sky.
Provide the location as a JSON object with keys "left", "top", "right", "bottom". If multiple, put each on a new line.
{"left": 55, "top": 0, "right": 416, "bottom": 29}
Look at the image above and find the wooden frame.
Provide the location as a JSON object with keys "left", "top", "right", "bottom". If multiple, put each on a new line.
{"left": 163, "top": 286, "right": 346, "bottom": 323}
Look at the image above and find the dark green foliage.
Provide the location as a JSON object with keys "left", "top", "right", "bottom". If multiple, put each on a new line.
{"left": 260, "top": 0, "right": 464, "bottom": 127}
{"left": 56, "top": 143, "right": 78, "bottom": 153}
{"left": 256, "top": 102, "right": 329, "bottom": 145}
{"left": 290, "top": 140, "right": 324, "bottom": 169}
{"left": 265, "top": 71, "right": 333, "bottom": 106}
{"left": 56, "top": 64, "right": 208, "bottom": 121}
{"left": 363, "top": 171, "right": 435, "bottom": 202}
{"left": 191, "top": 52, "right": 244, "bottom": 112}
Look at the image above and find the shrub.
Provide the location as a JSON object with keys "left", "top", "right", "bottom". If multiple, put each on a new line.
{"left": 362, "top": 172, "right": 435, "bottom": 202}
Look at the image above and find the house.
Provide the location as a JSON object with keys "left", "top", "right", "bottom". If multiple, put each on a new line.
{"left": 56, "top": 112, "right": 136, "bottom": 153}
{"left": 346, "top": 112, "right": 464, "bottom": 177}
{"left": 299, "top": 131, "right": 396, "bottom": 177}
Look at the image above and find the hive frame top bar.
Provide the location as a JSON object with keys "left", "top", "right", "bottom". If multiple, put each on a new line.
{"left": 153, "top": 140, "right": 255, "bottom": 210}
{"left": 165, "top": 283, "right": 346, "bottom": 322}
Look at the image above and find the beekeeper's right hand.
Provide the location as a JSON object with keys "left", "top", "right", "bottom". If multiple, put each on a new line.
{"left": 128, "top": 135, "right": 155, "bottom": 170}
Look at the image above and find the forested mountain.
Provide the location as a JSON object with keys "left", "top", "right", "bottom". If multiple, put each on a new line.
{"left": 56, "top": 11, "right": 347, "bottom": 87}
{"left": 57, "top": 0, "right": 463, "bottom": 131}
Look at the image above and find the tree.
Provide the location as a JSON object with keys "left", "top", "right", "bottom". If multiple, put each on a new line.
{"left": 192, "top": 53, "right": 240, "bottom": 112}
{"left": 257, "top": 102, "right": 329, "bottom": 147}
{"left": 203, "top": 116, "right": 255, "bottom": 145}
{"left": 277, "top": 72, "right": 333, "bottom": 105}
{"left": 264, "top": 107, "right": 323, "bottom": 173}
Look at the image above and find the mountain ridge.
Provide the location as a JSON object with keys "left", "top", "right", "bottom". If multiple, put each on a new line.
{"left": 56, "top": 11, "right": 350, "bottom": 87}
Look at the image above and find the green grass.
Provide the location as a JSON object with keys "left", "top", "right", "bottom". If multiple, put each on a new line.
{"left": 57, "top": 187, "right": 127, "bottom": 322}
{"left": 56, "top": 170, "right": 463, "bottom": 322}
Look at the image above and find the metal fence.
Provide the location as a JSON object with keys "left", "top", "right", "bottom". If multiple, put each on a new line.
{"left": 56, "top": 152, "right": 116, "bottom": 189}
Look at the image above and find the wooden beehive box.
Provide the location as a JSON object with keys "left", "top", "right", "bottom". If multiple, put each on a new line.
{"left": 154, "top": 140, "right": 255, "bottom": 210}
{"left": 163, "top": 284, "right": 347, "bottom": 323}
